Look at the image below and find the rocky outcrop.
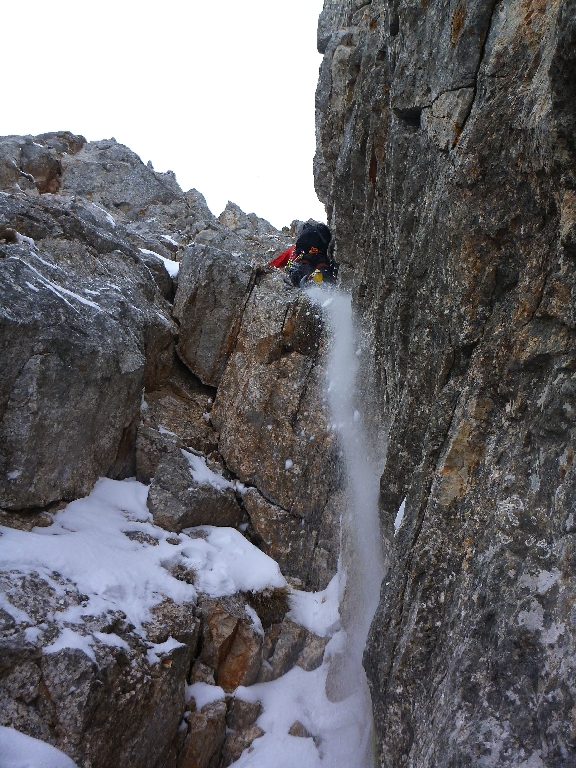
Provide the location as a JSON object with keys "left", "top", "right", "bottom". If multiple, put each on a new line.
{"left": 0, "top": 560, "right": 326, "bottom": 768}
{"left": 316, "top": 0, "right": 576, "bottom": 766}
{"left": 0, "top": 192, "right": 175, "bottom": 510}
{"left": 173, "top": 245, "right": 258, "bottom": 387}
{"left": 0, "top": 130, "right": 338, "bottom": 767}
{"left": 0, "top": 572, "right": 200, "bottom": 768}
{"left": 208, "top": 272, "right": 342, "bottom": 589}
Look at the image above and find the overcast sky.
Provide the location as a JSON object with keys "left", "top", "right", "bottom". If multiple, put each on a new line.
{"left": 1, "top": 0, "right": 326, "bottom": 229}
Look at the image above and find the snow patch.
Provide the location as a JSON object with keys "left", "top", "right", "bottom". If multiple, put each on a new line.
{"left": 245, "top": 605, "right": 264, "bottom": 637}
{"left": 139, "top": 247, "right": 180, "bottom": 277}
{"left": 45, "top": 627, "right": 96, "bottom": 662}
{"left": 234, "top": 663, "right": 372, "bottom": 768}
{"left": 185, "top": 681, "right": 225, "bottom": 708}
{"left": 146, "top": 636, "right": 186, "bottom": 665}
{"left": 93, "top": 631, "right": 130, "bottom": 651}
{"left": 0, "top": 593, "right": 32, "bottom": 625}
{"left": 15, "top": 231, "right": 36, "bottom": 248}
{"left": 160, "top": 234, "right": 180, "bottom": 246}
{"left": 182, "top": 526, "right": 286, "bottom": 596}
{"left": 14, "top": 258, "right": 101, "bottom": 311}
{"left": 0, "top": 477, "right": 288, "bottom": 651}
{"left": 158, "top": 424, "right": 178, "bottom": 437}
{"left": 394, "top": 497, "right": 406, "bottom": 535}
{"left": 0, "top": 726, "right": 79, "bottom": 768}
{"left": 91, "top": 203, "right": 116, "bottom": 227}
{"left": 182, "top": 449, "right": 234, "bottom": 492}
{"left": 288, "top": 573, "right": 342, "bottom": 637}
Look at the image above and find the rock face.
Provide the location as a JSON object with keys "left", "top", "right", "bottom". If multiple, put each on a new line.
{"left": 316, "top": 1, "right": 576, "bottom": 766}
{"left": 0, "top": 131, "right": 338, "bottom": 767}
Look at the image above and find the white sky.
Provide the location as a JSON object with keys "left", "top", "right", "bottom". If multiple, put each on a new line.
{"left": 1, "top": 0, "right": 326, "bottom": 230}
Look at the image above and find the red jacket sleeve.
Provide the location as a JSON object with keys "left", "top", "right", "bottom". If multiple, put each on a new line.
{"left": 269, "top": 246, "right": 296, "bottom": 269}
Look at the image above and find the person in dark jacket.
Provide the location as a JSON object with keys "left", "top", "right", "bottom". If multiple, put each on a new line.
{"left": 287, "top": 223, "right": 338, "bottom": 287}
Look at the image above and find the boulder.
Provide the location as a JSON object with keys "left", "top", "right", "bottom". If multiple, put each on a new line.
{"left": 257, "top": 619, "right": 307, "bottom": 682}
{"left": 207, "top": 270, "right": 343, "bottom": 589}
{"left": 226, "top": 698, "right": 263, "bottom": 731}
{"left": 147, "top": 447, "right": 242, "bottom": 533}
{"left": 296, "top": 632, "right": 329, "bottom": 672}
{"left": 0, "top": 193, "right": 175, "bottom": 511}
{"left": 173, "top": 245, "right": 257, "bottom": 386}
{"left": 0, "top": 571, "right": 199, "bottom": 768}
{"left": 199, "top": 598, "right": 263, "bottom": 692}
{"left": 178, "top": 700, "right": 226, "bottom": 768}
{"left": 243, "top": 489, "right": 316, "bottom": 584}
{"left": 211, "top": 271, "right": 340, "bottom": 518}
{"left": 220, "top": 724, "right": 264, "bottom": 767}
{"left": 136, "top": 362, "right": 219, "bottom": 485}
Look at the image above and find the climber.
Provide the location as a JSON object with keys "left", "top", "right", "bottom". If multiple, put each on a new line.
{"left": 269, "top": 222, "right": 338, "bottom": 287}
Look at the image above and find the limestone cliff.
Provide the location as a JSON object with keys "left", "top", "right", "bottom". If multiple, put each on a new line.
{"left": 315, "top": 0, "right": 576, "bottom": 765}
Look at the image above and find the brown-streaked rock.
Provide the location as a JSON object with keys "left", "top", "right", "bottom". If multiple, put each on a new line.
{"left": 221, "top": 723, "right": 264, "bottom": 767}
{"left": 199, "top": 598, "right": 262, "bottom": 693}
{"left": 316, "top": 0, "right": 576, "bottom": 764}
{"left": 216, "top": 620, "right": 262, "bottom": 692}
{"left": 178, "top": 701, "right": 226, "bottom": 768}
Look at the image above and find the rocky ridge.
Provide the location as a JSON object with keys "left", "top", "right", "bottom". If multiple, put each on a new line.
{"left": 0, "top": 132, "right": 340, "bottom": 767}
{"left": 315, "top": 1, "right": 576, "bottom": 766}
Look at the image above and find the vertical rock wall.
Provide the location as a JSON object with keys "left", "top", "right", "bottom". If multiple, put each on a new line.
{"left": 316, "top": 0, "right": 576, "bottom": 765}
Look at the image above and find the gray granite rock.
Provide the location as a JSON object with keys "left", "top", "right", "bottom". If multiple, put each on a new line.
{"left": 220, "top": 723, "right": 264, "bottom": 767}
{"left": 226, "top": 698, "right": 263, "bottom": 731}
{"left": 173, "top": 244, "right": 258, "bottom": 387}
{"left": 60, "top": 138, "right": 181, "bottom": 219}
{"left": 243, "top": 488, "right": 317, "bottom": 584}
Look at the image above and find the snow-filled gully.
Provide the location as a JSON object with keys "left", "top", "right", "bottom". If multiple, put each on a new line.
{"left": 0, "top": 289, "right": 384, "bottom": 768}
